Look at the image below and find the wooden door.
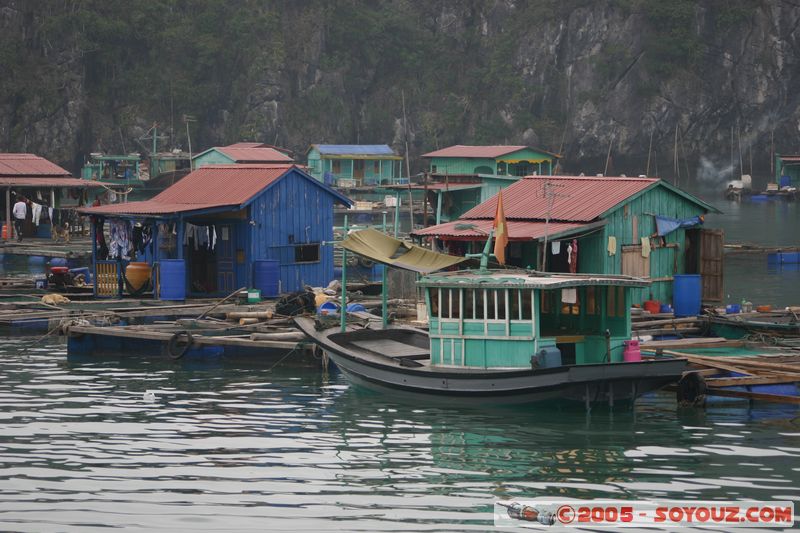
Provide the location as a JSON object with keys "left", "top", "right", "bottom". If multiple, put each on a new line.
{"left": 353, "top": 159, "right": 365, "bottom": 180}
{"left": 698, "top": 228, "right": 724, "bottom": 303}
{"left": 216, "top": 224, "right": 235, "bottom": 293}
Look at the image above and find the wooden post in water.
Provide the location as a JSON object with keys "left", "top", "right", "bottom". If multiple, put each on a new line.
{"left": 340, "top": 214, "right": 348, "bottom": 333}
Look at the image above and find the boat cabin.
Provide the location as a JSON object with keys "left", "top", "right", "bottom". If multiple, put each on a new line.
{"left": 420, "top": 271, "right": 648, "bottom": 369}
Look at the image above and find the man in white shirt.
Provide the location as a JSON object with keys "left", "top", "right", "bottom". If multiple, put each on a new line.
{"left": 12, "top": 197, "right": 26, "bottom": 242}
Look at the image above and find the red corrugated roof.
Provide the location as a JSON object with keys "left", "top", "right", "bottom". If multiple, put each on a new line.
{"left": 0, "top": 177, "right": 104, "bottom": 188}
{"left": 461, "top": 176, "right": 658, "bottom": 222}
{"left": 81, "top": 164, "right": 351, "bottom": 216}
{"left": 0, "top": 153, "right": 70, "bottom": 176}
{"left": 422, "top": 145, "right": 529, "bottom": 159}
{"left": 217, "top": 146, "right": 293, "bottom": 163}
{"left": 412, "top": 219, "right": 588, "bottom": 241}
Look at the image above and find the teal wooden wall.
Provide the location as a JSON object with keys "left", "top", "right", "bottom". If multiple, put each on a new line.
{"left": 428, "top": 148, "right": 555, "bottom": 177}
{"left": 578, "top": 185, "right": 707, "bottom": 305}
{"left": 307, "top": 148, "right": 398, "bottom": 184}
{"left": 429, "top": 156, "right": 497, "bottom": 175}
{"left": 193, "top": 150, "right": 235, "bottom": 169}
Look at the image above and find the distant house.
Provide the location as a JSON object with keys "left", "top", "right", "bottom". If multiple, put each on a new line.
{"left": 306, "top": 144, "right": 403, "bottom": 187}
{"left": 774, "top": 153, "right": 800, "bottom": 189}
{"left": 0, "top": 153, "right": 103, "bottom": 240}
{"left": 419, "top": 145, "right": 562, "bottom": 223}
{"left": 81, "top": 164, "right": 351, "bottom": 298}
{"left": 413, "top": 175, "right": 723, "bottom": 304}
{"left": 193, "top": 142, "right": 294, "bottom": 169}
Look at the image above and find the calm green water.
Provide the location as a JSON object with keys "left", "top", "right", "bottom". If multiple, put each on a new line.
{"left": 684, "top": 186, "right": 800, "bottom": 308}
{"left": 0, "top": 339, "right": 798, "bottom": 531}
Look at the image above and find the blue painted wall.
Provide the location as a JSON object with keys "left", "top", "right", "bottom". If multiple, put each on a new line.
{"left": 248, "top": 169, "right": 339, "bottom": 292}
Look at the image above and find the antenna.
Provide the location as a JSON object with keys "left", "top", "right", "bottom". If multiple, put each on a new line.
{"left": 539, "top": 180, "right": 570, "bottom": 271}
{"left": 183, "top": 115, "right": 197, "bottom": 170}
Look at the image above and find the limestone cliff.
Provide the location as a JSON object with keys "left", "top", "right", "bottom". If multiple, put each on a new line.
{"left": 1, "top": 0, "right": 797, "bottom": 186}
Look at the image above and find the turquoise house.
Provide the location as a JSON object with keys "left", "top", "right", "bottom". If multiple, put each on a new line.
{"left": 421, "top": 145, "right": 562, "bottom": 223}
{"left": 413, "top": 176, "right": 723, "bottom": 306}
{"left": 193, "top": 143, "right": 293, "bottom": 169}
{"left": 306, "top": 144, "right": 403, "bottom": 186}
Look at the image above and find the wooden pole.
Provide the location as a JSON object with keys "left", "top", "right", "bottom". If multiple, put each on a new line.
{"left": 646, "top": 128, "right": 654, "bottom": 177}
{"left": 402, "top": 90, "right": 413, "bottom": 233}
{"left": 381, "top": 212, "right": 388, "bottom": 328}
{"left": 5, "top": 188, "right": 10, "bottom": 241}
{"left": 422, "top": 171, "right": 428, "bottom": 228}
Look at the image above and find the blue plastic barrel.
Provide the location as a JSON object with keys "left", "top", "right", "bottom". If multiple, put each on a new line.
{"left": 781, "top": 252, "right": 800, "bottom": 264}
{"left": 346, "top": 303, "right": 366, "bottom": 313}
{"left": 253, "top": 260, "right": 280, "bottom": 297}
{"left": 780, "top": 175, "right": 791, "bottom": 188}
{"left": 673, "top": 274, "right": 701, "bottom": 317}
{"left": 159, "top": 259, "right": 186, "bottom": 301}
{"left": 49, "top": 257, "right": 67, "bottom": 267}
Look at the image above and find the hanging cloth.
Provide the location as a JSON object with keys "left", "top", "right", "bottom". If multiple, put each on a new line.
{"left": 31, "top": 202, "right": 42, "bottom": 226}
{"left": 551, "top": 241, "right": 561, "bottom": 255}
{"left": 561, "top": 288, "right": 577, "bottom": 304}
{"left": 607, "top": 236, "right": 617, "bottom": 256}
{"left": 568, "top": 239, "right": 578, "bottom": 273}
{"left": 641, "top": 236, "right": 651, "bottom": 258}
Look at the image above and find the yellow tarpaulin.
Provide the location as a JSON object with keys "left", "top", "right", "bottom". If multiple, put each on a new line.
{"left": 340, "top": 228, "right": 467, "bottom": 274}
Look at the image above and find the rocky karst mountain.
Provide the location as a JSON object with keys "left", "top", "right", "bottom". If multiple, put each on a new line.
{"left": 1, "top": 0, "right": 797, "bottom": 185}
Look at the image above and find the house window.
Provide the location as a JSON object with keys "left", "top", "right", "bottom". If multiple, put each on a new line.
{"left": 332, "top": 160, "right": 341, "bottom": 174}
{"left": 374, "top": 161, "right": 380, "bottom": 174}
{"left": 294, "top": 243, "right": 320, "bottom": 263}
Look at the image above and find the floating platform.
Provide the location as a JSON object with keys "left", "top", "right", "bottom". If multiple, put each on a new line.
{"left": 0, "top": 237, "right": 93, "bottom": 260}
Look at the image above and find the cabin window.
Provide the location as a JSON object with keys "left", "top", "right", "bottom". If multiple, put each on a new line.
{"left": 483, "top": 289, "right": 507, "bottom": 320}
{"left": 439, "top": 288, "right": 461, "bottom": 319}
{"left": 606, "top": 286, "right": 626, "bottom": 317}
{"left": 474, "top": 289, "right": 485, "bottom": 319}
{"left": 510, "top": 289, "right": 520, "bottom": 320}
{"left": 520, "top": 289, "right": 532, "bottom": 320}
{"left": 586, "top": 286, "right": 597, "bottom": 315}
{"left": 295, "top": 243, "right": 320, "bottom": 263}
{"left": 373, "top": 161, "right": 380, "bottom": 174}
{"left": 429, "top": 288, "right": 440, "bottom": 316}
{"left": 332, "top": 160, "right": 341, "bottom": 174}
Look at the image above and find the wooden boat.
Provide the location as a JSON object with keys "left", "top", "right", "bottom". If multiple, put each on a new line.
{"left": 709, "top": 312, "right": 800, "bottom": 340}
{"left": 296, "top": 270, "right": 687, "bottom": 407}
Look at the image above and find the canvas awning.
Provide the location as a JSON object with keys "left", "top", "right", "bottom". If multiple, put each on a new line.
{"left": 340, "top": 228, "right": 467, "bottom": 274}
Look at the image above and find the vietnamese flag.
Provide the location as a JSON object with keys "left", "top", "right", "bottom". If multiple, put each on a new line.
{"left": 493, "top": 189, "right": 508, "bottom": 265}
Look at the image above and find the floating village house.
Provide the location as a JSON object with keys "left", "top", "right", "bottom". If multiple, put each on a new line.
{"left": 1, "top": 153, "right": 103, "bottom": 240}
{"left": 192, "top": 142, "right": 294, "bottom": 168}
{"left": 306, "top": 144, "right": 403, "bottom": 187}
{"left": 419, "top": 145, "right": 562, "bottom": 223}
{"left": 80, "top": 164, "right": 351, "bottom": 298}
{"left": 774, "top": 153, "right": 800, "bottom": 189}
{"left": 413, "top": 175, "right": 723, "bottom": 304}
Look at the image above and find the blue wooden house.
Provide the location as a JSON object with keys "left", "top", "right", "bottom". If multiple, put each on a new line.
{"left": 306, "top": 144, "right": 403, "bottom": 186}
{"left": 80, "top": 164, "right": 351, "bottom": 298}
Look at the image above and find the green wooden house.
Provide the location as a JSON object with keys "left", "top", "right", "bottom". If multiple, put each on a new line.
{"left": 193, "top": 143, "right": 293, "bottom": 169}
{"left": 413, "top": 176, "right": 723, "bottom": 306}
{"left": 423, "top": 144, "right": 560, "bottom": 177}
{"left": 306, "top": 144, "right": 403, "bottom": 186}
{"left": 420, "top": 145, "right": 561, "bottom": 223}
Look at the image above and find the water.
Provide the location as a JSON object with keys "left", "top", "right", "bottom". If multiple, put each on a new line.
{"left": 690, "top": 189, "right": 800, "bottom": 307}
{"left": 0, "top": 340, "right": 798, "bottom": 531}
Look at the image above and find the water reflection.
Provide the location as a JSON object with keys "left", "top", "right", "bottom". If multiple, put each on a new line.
{"left": 0, "top": 339, "right": 798, "bottom": 531}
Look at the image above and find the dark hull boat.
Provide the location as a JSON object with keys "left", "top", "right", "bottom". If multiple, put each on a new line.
{"left": 296, "top": 318, "right": 687, "bottom": 407}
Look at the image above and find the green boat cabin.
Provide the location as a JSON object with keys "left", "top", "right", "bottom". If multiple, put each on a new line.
{"left": 420, "top": 271, "right": 648, "bottom": 369}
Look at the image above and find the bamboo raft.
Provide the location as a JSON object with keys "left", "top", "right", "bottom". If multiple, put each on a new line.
{"left": 640, "top": 336, "right": 800, "bottom": 406}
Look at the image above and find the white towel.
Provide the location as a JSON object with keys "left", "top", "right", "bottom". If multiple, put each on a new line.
{"left": 31, "top": 202, "right": 42, "bottom": 226}
{"left": 551, "top": 241, "right": 561, "bottom": 254}
{"left": 561, "top": 288, "right": 577, "bottom": 304}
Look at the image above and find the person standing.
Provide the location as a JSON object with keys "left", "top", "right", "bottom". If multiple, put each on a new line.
{"left": 12, "top": 196, "right": 27, "bottom": 242}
